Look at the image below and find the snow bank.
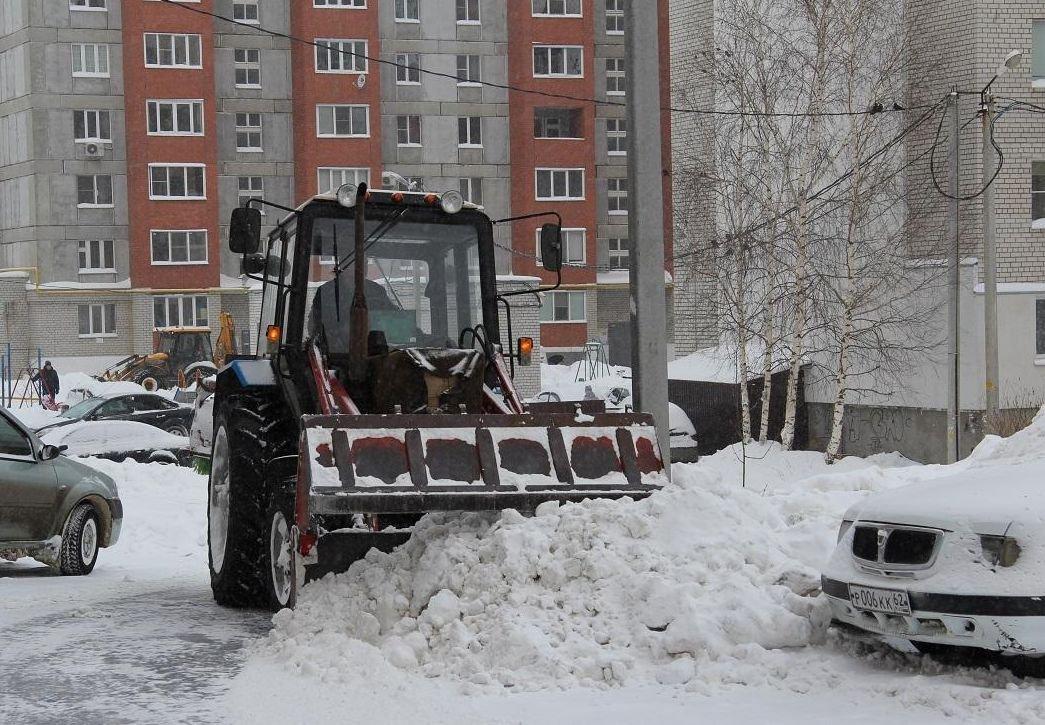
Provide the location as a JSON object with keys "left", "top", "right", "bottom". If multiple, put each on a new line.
{"left": 41, "top": 420, "right": 188, "bottom": 456}
{"left": 260, "top": 445, "right": 915, "bottom": 690}
{"left": 966, "top": 405, "right": 1045, "bottom": 467}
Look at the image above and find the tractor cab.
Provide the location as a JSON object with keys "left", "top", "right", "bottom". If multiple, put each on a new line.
{"left": 155, "top": 328, "right": 214, "bottom": 372}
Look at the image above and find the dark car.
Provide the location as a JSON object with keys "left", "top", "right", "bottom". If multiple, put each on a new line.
{"left": 34, "top": 394, "right": 194, "bottom": 437}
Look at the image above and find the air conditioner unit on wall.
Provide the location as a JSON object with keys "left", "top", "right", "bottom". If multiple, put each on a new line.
{"left": 82, "top": 142, "right": 105, "bottom": 159}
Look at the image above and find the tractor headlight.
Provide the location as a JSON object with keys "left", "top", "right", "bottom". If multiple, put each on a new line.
{"left": 439, "top": 190, "right": 464, "bottom": 214}
{"left": 980, "top": 535, "right": 1021, "bottom": 567}
{"left": 837, "top": 519, "right": 854, "bottom": 544}
{"left": 336, "top": 183, "right": 358, "bottom": 208}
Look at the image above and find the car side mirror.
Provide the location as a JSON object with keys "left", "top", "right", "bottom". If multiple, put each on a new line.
{"left": 229, "top": 207, "right": 262, "bottom": 254}
{"left": 539, "top": 223, "right": 562, "bottom": 272}
{"left": 40, "top": 444, "right": 67, "bottom": 461}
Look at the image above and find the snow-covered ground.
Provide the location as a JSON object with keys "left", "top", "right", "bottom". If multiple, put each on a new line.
{"left": 3, "top": 414, "right": 1045, "bottom": 722}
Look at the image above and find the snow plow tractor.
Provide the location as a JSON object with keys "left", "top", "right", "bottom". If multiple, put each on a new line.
{"left": 209, "top": 184, "right": 666, "bottom": 610}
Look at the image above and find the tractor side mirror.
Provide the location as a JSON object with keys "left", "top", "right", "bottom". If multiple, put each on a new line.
{"left": 229, "top": 207, "right": 262, "bottom": 255}
{"left": 539, "top": 223, "right": 562, "bottom": 273}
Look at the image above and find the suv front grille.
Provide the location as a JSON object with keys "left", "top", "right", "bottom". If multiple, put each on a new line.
{"left": 852, "top": 524, "right": 940, "bottom": 568}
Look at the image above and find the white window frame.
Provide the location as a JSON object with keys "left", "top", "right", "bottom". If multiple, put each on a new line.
{"left": 315, "top": 39, "right": 368, "bottom": 74}
{"left": 607, "top": 177, "right": 628, "bottom": 215}
{"left": 78, "top": 239, "right": 115, "bottom": 274}
{"left": 146, "top": 99, "right": 204, "bottom": 136}
{"left": 148, "top": 164, "right": 207, "bottom": 201}
{"left": 606, "top": 118, "right": 627, "bottom": 155}
{"left": 70, "top": 0, "right": 107, "bottom": 10}
{"left": 150, "top": 229, "right": 209, "bottom": 266}
{"left": 78, "top": 303, "right": 117, "bottom": 338}
{"left": 535, "top": 168, "right": 585, "bottom": 201}
{"left": 73, "top": 109, "right": 112, "bottom": 143}
{"left": 1033, "top": 20, "right": 1045, "bottom": 83}
{"left": 153, "top": 295, "right": 209, "bottom": 329}
{"left": 317, "top": 167, "right": 370, "bottom": 195}
{"left": 456, "top": 0, "right": 480, "bottom": 24}
{"left": 72, "top": 43, "right": 110, "bottom": 78}
{"left": 533, "top": 45, "right": 583, "bottom": 78}
{"left": 232, "top": 0, "right": 260, "bottom": 23}
{"left": 313, "top": 0, "right": 366, "bottom": 6}
{"left": 235, "top": 112, "right": 263, "bottom": 151}
{"left": 531, "top": 0, "right": 581, "bottom": 17}
{"left": 238, "top": 176, "right": 264, "bottom": 213}
{"left": 605, "top": 0, "right": 624, "bottom": 34}
{"left": 234, "top": 48, "right": 262, "bottom": 88}
{"left": 144, "top": 33, "right": 202, "bottom": 69}
{"left": 459, "top": 177, "right": 483, "bottom": 206}
{"left": 396, "top": 115, "right": 422, "bottom": 146}
{"left": 76, "top": 174, "right": 113, "bottom": 208}
{"left": 457, "top": 116, "right": 482, "bottom": 147}
{"left": 1033, "top": 161, "right": 1045, "bottom": 227}
{"left": 606, "top": 57, "right": 626, "bottom": 96}
{"left": 394, "top": 0, "right": 419, "bottom": 22}
{"left": 540, "top": 291, "right": 586, "bottom": 323}
{"left": 316, "top": 104, "right": 370, "bottom": 138}
{"left": 536, "top": 227, "right": 586, "bottom": 265}
{"left": 395, "top": 53, "right": 421, "bottom": 85}
{"left": 456, "top": 54, "right": 481, "bottom": 85}
{"left": 607, "top": 237, "right": 628, "bottom": 269}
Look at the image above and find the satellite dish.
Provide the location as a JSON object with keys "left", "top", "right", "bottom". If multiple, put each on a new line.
{"left": 356, "top": 74, "right": 367, "bottom": 89}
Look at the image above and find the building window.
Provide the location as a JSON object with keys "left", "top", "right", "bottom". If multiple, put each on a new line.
{"left": 144, "top": 33, "right": 202, "bottom": 69}
{"left": 147, "top": 100, "right": 204, "bottom": 136}
{"left": 607, "top": 237, "right": 629, "bottom": 269}
{"left": 540, "top": 291, "right": 586, "bottom": 322}
{"left": 238, "top": 176, "right": 263, "bottom": 210}
{"left": 70, "top": 0, "right": 106, "bottom": 9}
{"left": 396, "top": 115, "right": 422, "bottom": 146}
{"left": 234, "top": 48, "right": 262, "bottom": 87}
{"left": 534, "top": 107, "right": 582, "bottom": 138}
{"left": 315, "top": 39, "right": 367, "bottom": 73}
{"left": 535, "top": 168, "right": 584, "bottom": 201}
{"left": 533, "top": 45, "right": 583, "bottom": 78}
{"left": 235, "top": 112, "right": 263, "bottom": 151}
{"left": 395, "top": 53, "right": 421, "bottom": 84}
{"left": 458, "top": 116, "right": 482, "bottom": 147}
{"left": 78, "top": 240, "right": 115, "bottom": 273}
{"left": 456, "top": 0, "right": 479, "bottom": 23}
{"left": 78, "top": 304, "right": 117, "bottom": 338}
{"left": 607, "top": 177, "right": 628, "bottom": 214}
{"left": 233, "top": 1, "right": 260, "bottom": 23}
{"left": 1034, "top": 162, "right": 1045, "bottom": 227}
{"left": 395, "top": 0, "right": 419, "bottom": 21}
{"left": 605, "top": 0, "right": 624, "bottom": 34}
{"left": 149, "top": 164, "right": 206, "bottom": 200}
{"left": 1037, "top": 299, "right": 1045, "bottom": 355}
{"left": 73, "top": 110, "right": 111, "bottom": 143}
{"left": 317, "top": 167, "right": 370, "bottom": 194}
{"left": 72, "top": 43, "right": 110, "bottom": 77}
{"left": 76, "top": 175, "right": 113, "bottom": 207}
{"left": 456, "top": 54, "right": 481, "bottom": 85}
{"left": 1034, "top": 21, "right": 1045, "bottom": 81}
{"left": 151, "top": 230, "right": 208, "bottom": 265}
{"left": 459, "top": 177, "right": 483, "bottom": 206}
{"left": 537, "top": 227, "right": 585, "bottom": 265}
{"left": 606, "top": 58, "right": 626, "bottom": 95}
{"left": 314, "top": 0, "right": 366, "bottom": 6}
{"left": 606, "top": 118, "right": 627, "bottom": 155}
{"left": 316, "top": 104, "right": 369, "bottom": 137}
{"left": 532, "top": 0, "right": 580, "bottom": 16}
{"left": 154, "top": 296, "right": 208, "bottom": 329}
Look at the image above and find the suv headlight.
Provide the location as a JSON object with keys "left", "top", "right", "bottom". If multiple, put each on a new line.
{"left": 837, "top": 519, "right": 854, "bottom": 543}
{"left": 980, "top": 535, "right": 1021, "bottom": 567}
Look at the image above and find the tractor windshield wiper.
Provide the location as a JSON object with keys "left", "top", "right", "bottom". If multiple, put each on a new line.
{"left": 332, "top": 206, "right": 411, "bottom": 276}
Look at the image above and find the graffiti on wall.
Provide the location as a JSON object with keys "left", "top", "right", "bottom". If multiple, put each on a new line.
{"left": 845, "top": 407, "right": 914, "bottom": 453}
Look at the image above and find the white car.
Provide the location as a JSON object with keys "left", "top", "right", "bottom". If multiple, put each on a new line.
{"left": 822, "top": 460, "right": 1045, "bottom": 670}
{"left": 188, "top": 385, "right": 215, "bottom": 472}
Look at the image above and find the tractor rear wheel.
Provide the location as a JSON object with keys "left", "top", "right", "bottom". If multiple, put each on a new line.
{"left": 208, "top": 397, "right": 295, "bottom": 608}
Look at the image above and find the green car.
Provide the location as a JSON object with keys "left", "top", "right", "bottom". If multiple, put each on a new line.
{"left": 0, "top": 408, "right": 122, "bottom": 575}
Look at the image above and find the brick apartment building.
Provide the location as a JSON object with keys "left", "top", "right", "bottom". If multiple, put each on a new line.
{"left": 0, "top": 0, "right": 673, "bottom": 382}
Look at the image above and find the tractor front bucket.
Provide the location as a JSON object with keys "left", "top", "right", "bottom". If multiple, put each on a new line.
{"left": 298, "top": 412, "right": 666, "bottom": 517}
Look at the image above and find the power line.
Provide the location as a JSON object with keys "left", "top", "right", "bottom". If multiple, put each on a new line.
{"left": 156, "top": 0, "right": 925, "bottom": 119}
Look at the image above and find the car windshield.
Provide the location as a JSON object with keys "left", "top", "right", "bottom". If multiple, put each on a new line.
{"left": 307, "top": 214, "right": 483, "bottom": 354}
{"left": 61, "top": 398, "right": 105, "bottom": 419}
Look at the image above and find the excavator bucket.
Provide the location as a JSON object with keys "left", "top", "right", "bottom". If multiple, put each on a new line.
{"left": 299, "top": 412, "right": 666, "bottom": 516}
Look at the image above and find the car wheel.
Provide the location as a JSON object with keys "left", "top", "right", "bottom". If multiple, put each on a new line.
{"left": 59, "top": 503, "right": 100, "bottom": 576}
{"left": 166, "top": 423, "right": 189, "bottom": 437}
{"left": 265, "top": 506, "right": 295, "bottom": 611}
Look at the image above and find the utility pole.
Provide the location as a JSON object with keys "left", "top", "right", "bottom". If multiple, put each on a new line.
{"left": 625, "top": 0, "right": 671, "bottom": 473}
{"left": 981, "top": 91, "right": 1000, "bottom": 424}
{"left": 945, "top": 88, "right": 961, "bottom": 463}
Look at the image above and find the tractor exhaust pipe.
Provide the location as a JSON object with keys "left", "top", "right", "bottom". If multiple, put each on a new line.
{"left": 348, "top": 183, "right": 369, "bottom": 382}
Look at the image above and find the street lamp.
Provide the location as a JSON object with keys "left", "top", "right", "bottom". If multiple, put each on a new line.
{"left": 980, "top": 48, "right": 1023, "bottom": 426}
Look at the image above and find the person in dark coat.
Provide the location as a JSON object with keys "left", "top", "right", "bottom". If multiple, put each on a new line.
{"left": 31, "top": 361, "right": 61, "bottom": 411}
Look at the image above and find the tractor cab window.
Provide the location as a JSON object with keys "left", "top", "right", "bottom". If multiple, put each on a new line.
{"left": 164, "top": 332, "right": 212, "bottom": 365}
{"left": 307, "top": 215, "right": 483, "bottom": 356}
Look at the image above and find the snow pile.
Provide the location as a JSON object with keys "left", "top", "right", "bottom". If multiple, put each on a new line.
{"left": 666, "top": 340, "right": 782, "bottom": 384}
{"left": 41, "top": 420, "right": 188, "bottom": 456}
{"left": 261, "top": 446, "right": 914, "bottom": 690}
{"left": 966, "top": 405, "right": 1045, "bottom": 467}
{"left": 61, "top": 372, "right": 147, "bottom": 402}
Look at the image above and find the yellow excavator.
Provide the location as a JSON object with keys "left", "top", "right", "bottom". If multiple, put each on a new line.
{"left": 97, "top": 312, "right": 237, "bottom": 391}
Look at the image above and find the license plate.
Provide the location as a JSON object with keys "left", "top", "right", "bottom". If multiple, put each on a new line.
{"left": 848, "top": 584, "right": 911, "bottom": 615}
